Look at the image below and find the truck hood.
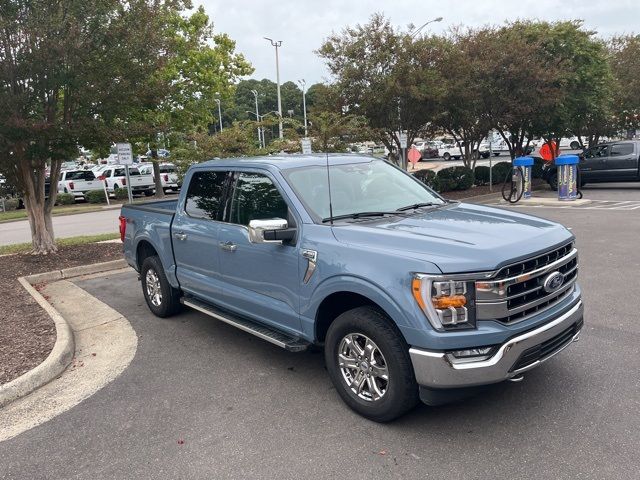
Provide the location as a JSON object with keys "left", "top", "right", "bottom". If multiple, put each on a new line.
{"left": 331, "top": 202, "right": 573, "bottom": 273}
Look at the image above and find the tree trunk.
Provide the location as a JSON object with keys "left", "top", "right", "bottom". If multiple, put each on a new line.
{"left": 152, "top": 159, "right": 165, "bottom": 198}
{"left": 16, "top": 150, "right": 61, "bottom": 254}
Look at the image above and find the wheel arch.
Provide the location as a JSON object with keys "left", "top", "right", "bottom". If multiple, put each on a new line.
{"left": 310, "top": 276, "right": 414, "bottom": 344}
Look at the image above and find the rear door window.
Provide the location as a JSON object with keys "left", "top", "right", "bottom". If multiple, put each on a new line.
{"left": 610, "top": 144, "right": 634, "bottom": 156}
{"left": 184, "top": 171, "right": 229, "bottom": 220}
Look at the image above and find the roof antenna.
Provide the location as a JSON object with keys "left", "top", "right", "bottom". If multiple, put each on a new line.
{"left": 325, "top": 151, "right": 334, "bottom": 225}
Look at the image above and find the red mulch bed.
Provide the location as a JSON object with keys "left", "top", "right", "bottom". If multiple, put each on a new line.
{"left": 0, "top": 243, "right": 123, "bottom": 385}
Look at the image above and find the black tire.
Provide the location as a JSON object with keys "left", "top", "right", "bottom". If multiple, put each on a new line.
{"left": 481, "top": 151, "right": 490, "bottom": 159}
{"left": 442, "top": 152, "right": 451, "bottom": 161}
{"left": 144, "top": 190, "right": 154, "bottom": 196}
{"left": 501, "top": 167, "right": 525, "bottom": 203}
{"left": 140, "top": 255, "right": 181, "bottom": 317}
{"left": 324, "top": 306, "right": 419, "bottom": 422}
{"left": 549, "top": 172, "right": 558, "bottom": 191}
{"left": 570, "top": 141, "right": 580, "bottom": 150}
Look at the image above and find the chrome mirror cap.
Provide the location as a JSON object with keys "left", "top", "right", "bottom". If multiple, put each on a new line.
{"left": 248, "top": 218, "right": 288, "bottom": 243}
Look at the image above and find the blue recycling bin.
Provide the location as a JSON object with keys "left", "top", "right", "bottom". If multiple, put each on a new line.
{"left": 514, "top": 156, "right": 534, "bottom": 199}
{"left": 556, "top": 154, "right": 579, "bottom": 201}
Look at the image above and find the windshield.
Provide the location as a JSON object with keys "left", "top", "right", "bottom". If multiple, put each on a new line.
{"left": 283, "top": 160, "right": 444, "bottom": 222}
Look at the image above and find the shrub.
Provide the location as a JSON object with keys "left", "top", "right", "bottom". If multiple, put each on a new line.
{"left": 435, "top": 167, "right": 457, "bottom": 192}
{"left": 85, "top": 189, "right": 107, "bottom": 204}
{"left": 1, "top": 197, "right": 19, "bottom": 211}
{"left": 491, "top": 162, "right": 512, "bottom": 185}
{"left": 452, "top": 166, "right": 474, "bottom": 190}
{"left": 114, "top": 188, "right": 130, "bottom": 200}
{"left": 56, "top": 192, "right": 76, "bottom": 205}
{"left": 413, "top": 169, "right": 440, "bottom": 191}
{"left": 437, "top": 166, "right": 474, "bottom": 191}
{"left": 474, "top": 166, "right": 491, "bottom": 186}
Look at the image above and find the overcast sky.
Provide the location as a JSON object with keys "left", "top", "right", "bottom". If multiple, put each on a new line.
{"left": 201, "top": 0, "right": 638, "bottom": 85}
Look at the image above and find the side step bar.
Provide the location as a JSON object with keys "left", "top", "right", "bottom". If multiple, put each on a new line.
{"left": 181, "top": 297, "right": 310, "bottom": 352}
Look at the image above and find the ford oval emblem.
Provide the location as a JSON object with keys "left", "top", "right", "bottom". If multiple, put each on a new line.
{"left": 543, "top": 271, "right": 564, "bottom": 293}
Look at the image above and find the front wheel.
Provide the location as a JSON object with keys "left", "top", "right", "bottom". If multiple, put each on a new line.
{"left": 501, "top": 166, "right": 525, "bottom": 203}
{"left": 141, "top": 255, "right": 181, "bottom": 317}
{"left": 442, "top": 152, "right": 451, "bottom": 161}
{"left": 324, "top": 306, "right": 419, "bottom": 422}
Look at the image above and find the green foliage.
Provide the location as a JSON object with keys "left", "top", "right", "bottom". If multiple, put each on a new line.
{"left": 437, "top": 167, "right": 474, "bottom": 191}
{"left": 413, "top": 169, "right": 440, "bottom": 191}
{"left": 114, "top": 188, "right": 130, "bottom": 200}
{"left": 474, "top": 166, "right": 491, "bottom": 186}
{"left": 491, "top": 162, "right": 513, "bottom": 184}
{"left": 435, "top": 168, "right": 457, "bottom": 192}
{"left": 1, "top": 197, "right": 19, "bottom": 211}
{"left": 85, "top": 190, "right": 107, "bottom": 204}
{"left": 56, "top": 193, "right": 76, "bottom": 205}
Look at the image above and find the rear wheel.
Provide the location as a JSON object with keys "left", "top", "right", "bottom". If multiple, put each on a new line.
{"left": 324, "top": 306, "right": 419, "bottom": 422}
{"left": 570, "top": 141, "right": 580, "bottom": 150}
{"left": 141, "top": 255, "right": 181, "bottom": 317}
{"left": 548, "top": 172, "right": 558, "bottom": 191}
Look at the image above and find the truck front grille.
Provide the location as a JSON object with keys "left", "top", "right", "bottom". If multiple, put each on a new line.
{"left": 475, "top": 242, "right": 578, "bottom": 324}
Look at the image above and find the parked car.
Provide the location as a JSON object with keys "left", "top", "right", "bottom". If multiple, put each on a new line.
{"left": 439, "top": 142, "right": 463, "bottom": 160}
{"left": 541, "top": 141, "right": 640, "bottom": 189}
{"left": 57, "top": 170, "right": 101, "bottom": 199}
{"left": 120, "top": 155, "right": 583, "bottom": 422}
{"left": 97, "top": 165, "right": 155, "bottom": 196}
{"left": 413, "top": 142, "right": 439, "bottom": 160}
{"left": 137, "top": 163, "right": 180, "bottom": 193}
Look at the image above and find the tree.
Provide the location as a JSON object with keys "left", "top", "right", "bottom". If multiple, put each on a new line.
{"left": 0, "top": 0, "right": 187, "bottom": 253}
{"left": 133, "top": 5, "right": 252, "bottom": 197}
{"left": 609, "top": 35, "right": 640, "bottom": 136}
{"left": 432, "top": 29, "right": 494, "bottom": 169}
{"left": 317, "top": 13, "right": 442, "bottom": 166}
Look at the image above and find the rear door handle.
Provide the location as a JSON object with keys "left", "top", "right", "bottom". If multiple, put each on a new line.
{"left": 174, "top": 232, "right": 187, "bottom": 241}
{"left": 219, "top": 241, "right": 237, "bottom": 252}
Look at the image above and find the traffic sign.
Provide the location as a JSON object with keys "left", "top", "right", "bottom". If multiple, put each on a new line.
{"left": 301, "top": 137, "right": 312, "bottom": 154}
{"left": 408, "top": 146, "right": 421, "bottom": 167}
{"left": 116, "top": 143, "right": 133, "bottom": 165}
{"left": 399, "top": 132, "right": 408, "bottom": 149}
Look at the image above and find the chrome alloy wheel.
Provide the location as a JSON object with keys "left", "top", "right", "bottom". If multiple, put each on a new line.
{"left": 145, "top": 268, "right": 163, "bottom": 307}
{"left": 338, "top": 333, "right": 389, "bottom": 402}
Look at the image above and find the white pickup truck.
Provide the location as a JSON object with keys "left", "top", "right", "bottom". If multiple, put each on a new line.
{"left": 137, "top": 163, "right": 180, "bottom": 193}
{"left": 57, "top": 170, "right": 101, "bottom": 199}
{"left": 97, "top": 165, "right": 155, "bottom": 196}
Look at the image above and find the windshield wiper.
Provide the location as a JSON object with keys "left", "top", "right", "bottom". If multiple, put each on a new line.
{"left": 322, "top": 211, "right": 406, "bottom": 223}
{"left": 396, "top": 202, "right": 440, "bottom": 211}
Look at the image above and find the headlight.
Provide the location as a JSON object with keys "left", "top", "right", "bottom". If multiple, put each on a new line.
{"left": 411, "top": 274, "right": 477, "bottom": 331}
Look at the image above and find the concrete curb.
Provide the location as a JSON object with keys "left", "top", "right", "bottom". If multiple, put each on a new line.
{"left": 0, "top": 258, "right": 129, "bottom": 408}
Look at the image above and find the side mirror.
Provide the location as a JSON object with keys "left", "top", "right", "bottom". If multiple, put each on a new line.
{"left": 248, "top": 218, "right": 295, "bottom": 244}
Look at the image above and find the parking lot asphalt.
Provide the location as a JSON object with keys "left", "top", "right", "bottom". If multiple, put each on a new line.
{"left": 0, "top": 208, "right": 121, "bottom": 246}
{"left": 1, "top": 184, "right": 639, "bottom": 479}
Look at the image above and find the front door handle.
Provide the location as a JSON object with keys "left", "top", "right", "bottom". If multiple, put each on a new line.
{"left": 219, "top": 241, "right": 237, "bottom": 252}
{"left": 174, "top": 232, "right": 187, "bottom": 241}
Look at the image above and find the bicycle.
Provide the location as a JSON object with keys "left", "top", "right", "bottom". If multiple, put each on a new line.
{"left": 501, "top": 165, "right": 525, "bottom": 203}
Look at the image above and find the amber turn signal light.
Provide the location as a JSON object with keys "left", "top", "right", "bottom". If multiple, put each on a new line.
{"left": 431, "top": 295, "right": 467, "bottom": 309}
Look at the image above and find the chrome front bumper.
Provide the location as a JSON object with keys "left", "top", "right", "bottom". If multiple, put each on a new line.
{"left": 409, "top": 300, "right": 583, "bottom": 389}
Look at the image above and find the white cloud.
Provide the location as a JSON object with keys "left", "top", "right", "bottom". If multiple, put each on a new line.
{"left": 201, "top": 0, "right": 638, "bottom": 84}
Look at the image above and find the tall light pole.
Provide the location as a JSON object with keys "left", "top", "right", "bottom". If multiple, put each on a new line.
{"left": 298, "top": 79, "right": 308, "bottom": 137}
{"left": 264, "top": 37, "right": 283, "bottom": 139}
{"left": 251, "top": 89, "right": 262, "bottom": 148}
{"left": 410, "top": 16, "right": 443, "bottom": 38}
{"left": 214, "top": 95, "right": 223, "bottom": 132}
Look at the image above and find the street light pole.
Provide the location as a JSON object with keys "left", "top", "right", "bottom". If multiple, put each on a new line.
{"left": 298, "top": 79, "right": 308, "bottom": 137}
{"left": 410, "top": 16, "right": 443, "bottom": 38}
{"left": 251, "top": 89, "right": 262, "bottom": 148}
{"left": 214, "top": 97, "right": 223, "bottom": 132}
{"left": 264, "top": 37, "right": 283, "bottom": 139}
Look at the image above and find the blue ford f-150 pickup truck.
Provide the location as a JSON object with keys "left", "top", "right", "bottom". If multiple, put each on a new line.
{"left": 120, "top": 154, "right": 583, "bottom": 421}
